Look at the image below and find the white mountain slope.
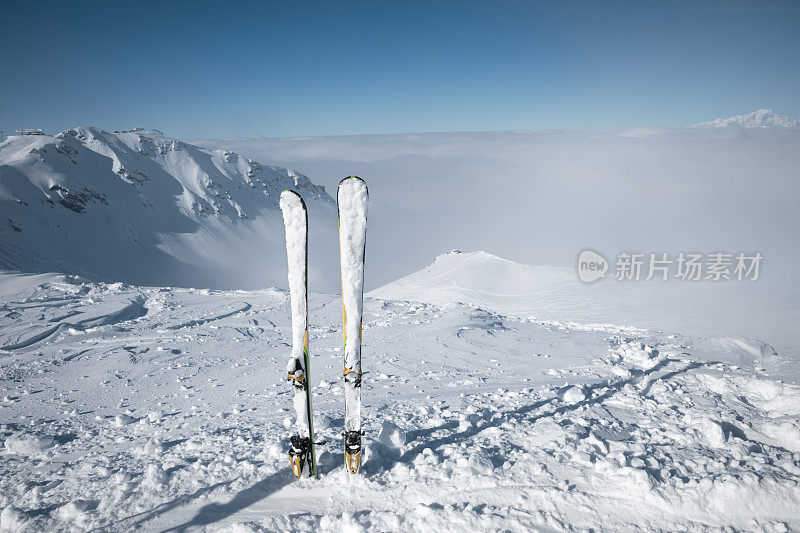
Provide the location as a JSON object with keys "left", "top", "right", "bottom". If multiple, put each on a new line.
{"left": 0, "top": 127, "right": 337, "bottom": 290}
{"left": 692, "top": 108, "right": 799, "bottom": 128}
{"left": 369, "top": 250, "right": 574, "bottom": 317}
{"left": 369, "top": 250, "right": 798, "bottom": 359}
{"left": 0, "top": 270, "right": 798, "bottom": 531}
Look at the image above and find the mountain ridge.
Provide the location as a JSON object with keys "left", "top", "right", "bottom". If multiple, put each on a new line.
{"left": 0, "top": 126, "right": 338, "bottom": 289}
{"left": 692, "top": 108, "right": 799, "bottom": 128}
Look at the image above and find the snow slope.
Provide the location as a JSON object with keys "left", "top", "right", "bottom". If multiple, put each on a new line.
{"left": 369, "top": 250, "right": 800, "bottom": 359}
{"left": 692, "top": 108, "right": 799, "bottom": 128}
{"left": 369, "top": 250, "right": 575, "bottom": 317}
{"left": 0, "top": 127, "right": 337, "bottom": 290}
{"left": 1, "top": 270, "right": 798, "bottom": 531}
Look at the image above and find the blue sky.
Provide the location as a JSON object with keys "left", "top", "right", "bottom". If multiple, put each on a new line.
{"left": 1, "top": 0, "right": 798, "bottom": 138}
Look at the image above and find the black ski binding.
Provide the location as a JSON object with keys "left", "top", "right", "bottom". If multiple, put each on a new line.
{"left": 344, "top": 430, "right": 364, "bottom": 474}
{"left": 288, "top": 434, "right": 310, "bottom": 478}
{"left": 287, "top": 359, "right": 306, "bottom": 390}
{"left": 343, "top": 367, "right": 362, "bottom": 388}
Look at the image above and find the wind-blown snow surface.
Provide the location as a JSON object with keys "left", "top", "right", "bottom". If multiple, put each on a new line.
{"left": 1, "top": 272, "right": 799, "bottom": 531}
{"left": 0, "top": 127, "right": 337, "bottom": 291}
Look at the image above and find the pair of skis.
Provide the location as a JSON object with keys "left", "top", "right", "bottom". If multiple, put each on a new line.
{"left": 280, "top": 176, "right": 368, "bottom": 479}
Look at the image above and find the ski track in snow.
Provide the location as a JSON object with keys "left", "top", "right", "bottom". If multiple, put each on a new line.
{"left": 0, "top": 272, "right": 798, "bottom": 531}
{"left": 164, "top": 303, "right": 253, "bottom": 332}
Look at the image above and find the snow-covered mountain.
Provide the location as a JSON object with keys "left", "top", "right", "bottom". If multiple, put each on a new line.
{"left": 0, "top": 127, "right": 338, "bottom": 289}
{"left": 369, "top": 250, "right": 576, "bottom": 317}
{"left": 692, "top": 108, "right": 799, "bottom": 128}
{"left": 369, "top": 250, "right": 796, "bottom": 356}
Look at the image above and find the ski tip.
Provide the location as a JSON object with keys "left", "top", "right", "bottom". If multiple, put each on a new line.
{"left": 337, "top": 177, "right": 369, "bottom": 206}
{"left": 338, "top": 176, "right": 368, "bottom": 191}
{"left": 279, "top": 189, "right": 307, "bottom": 210}
{"left": 280, "top": 189, "right": 303, "bottom": 200}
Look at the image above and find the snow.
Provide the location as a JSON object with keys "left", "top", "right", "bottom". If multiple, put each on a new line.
{"left": 692, "top": 108, "right": 800, "bottom": 128}
{"left": 378, "top": 421, "right": 406, "bottom": 449}
{"left": 1, "top": 118, "right": 798, "bottom": 530}
{"left": 280, "top": 190, "right": 312, "bottom": 441}
{"left": 338, "top": 177, "right": 368, "bottom": 433}
{"left": 192, "top": 124, "right": 800, "bottom": 359}
{"left": 558, "top": 385, "right": 586, "bottom": 403}
{"left": 0, "top": 506, "right": 28, "bottom": 532}
{"left": 369, "top": 250, "right": 800, "bottom": 360}
{"left": 280, "top": 190, "right": 308, "bottom": 362}
{"left": 3, "top": 433, "right": 55, "bottom": 455}
{"left": 1, "top": 268, "right": 798, "bottom": 531}
{"left": 4, "top": 123, "right": 797, "bottom": 353}
{"left": 0, "top": 127, "right": 337, "bottom": 291}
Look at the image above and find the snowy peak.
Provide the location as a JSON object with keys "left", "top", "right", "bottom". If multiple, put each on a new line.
{"left": 369, "top": 250, "right": 571, "bottom": 316}
{"left": 0, "top": 127, "right": 336, "bottom": 288}
{"left": 433, "top": 249, "right": 515, "bottom": 265}
{"left": 692, "top": 109, "right": 799, "bottom": 128}
{"left": 1, "top": 127, "right": 329, "bottom": 218}
{"left": 64, "top": 126, "right": 328, "bottom": 214}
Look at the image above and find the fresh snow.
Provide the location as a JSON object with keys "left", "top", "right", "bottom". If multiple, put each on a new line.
{"left": 279, "top": 191, "right": 311, "bottom": 441}
{"left": 337, "top": 177, "right": 368, "bottom": 435}
{"left": 1, "top": 267, "right": 798, "bottom": 531}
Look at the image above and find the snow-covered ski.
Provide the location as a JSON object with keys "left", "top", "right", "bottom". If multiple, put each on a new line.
{"left": 279, "top": 190, "right": 319, "bottom": 479}
{"left": 337, "top": 176, "right": 369, "bottom": 474}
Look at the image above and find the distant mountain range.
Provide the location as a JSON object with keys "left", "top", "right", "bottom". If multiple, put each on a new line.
{"left": 2, "top": 111, "right": 797, "bottom": 290}
{"left": 0, "top": 127, "right": 338, "bottom": 289}
{"left": 692, "top": 108, "right": 799, "bottom": 128}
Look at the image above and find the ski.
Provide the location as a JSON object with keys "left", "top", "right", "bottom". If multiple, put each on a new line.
{"left": 337, "top": 176, "right": 369, "bottom": 475}
{"left": 280, "top": 190, "right": 319, "bottom": 480}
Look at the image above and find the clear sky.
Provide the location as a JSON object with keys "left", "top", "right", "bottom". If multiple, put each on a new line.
{"left": 1, "top": 0, "right": 798, "bottom": 138}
